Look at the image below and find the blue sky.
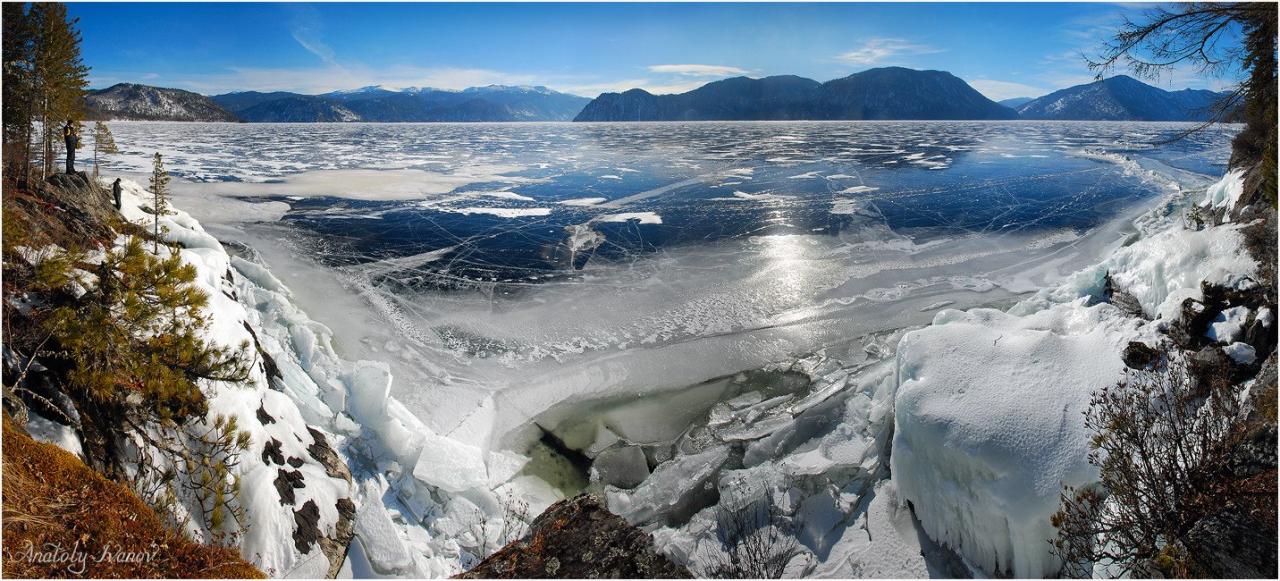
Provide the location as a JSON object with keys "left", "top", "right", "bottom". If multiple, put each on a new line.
{"left": 68, "top": 2, "right": 1241, "bottom": 100}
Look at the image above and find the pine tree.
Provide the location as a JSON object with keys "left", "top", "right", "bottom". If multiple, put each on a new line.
{"left": 149, "top": 152, "right": 171, "bottom": 253}
{"left": 26, "top": 2, "right": 89, "bottom": 178}
{"left": 2, "top": 3, "right": 35, "bottom": 185}
{"left": 92, "top": 121, "right": 118, "bottom": 178}
{"left": 31, "top": 237, "right": 253, "bottom": 535}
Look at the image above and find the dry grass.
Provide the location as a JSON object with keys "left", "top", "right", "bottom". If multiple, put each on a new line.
{"left": 1, "top": 417, "right": 265, "bottom": 578}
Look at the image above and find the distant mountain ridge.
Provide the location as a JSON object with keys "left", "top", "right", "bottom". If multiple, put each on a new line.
{"left": 88, "top": 74, "right": 1230, "bottom": 123}
{"left": 998, "top": 97, "right": 1034, "bottom": 108}
{"left": 212, "top": 85, "right": 590, "bottom": 122}
{"left": 1015, "top": 75, "right": 1229, "bottom": 121}
{"left": 86, "top": 83, "right": 238, "bottom": 121}
{"left": 574, "top": 67, "right": 1018, "bottom": 121}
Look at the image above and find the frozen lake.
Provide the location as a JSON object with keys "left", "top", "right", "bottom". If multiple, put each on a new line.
{"left": 94, "top": 119, "right": 1232, "bottom": 489}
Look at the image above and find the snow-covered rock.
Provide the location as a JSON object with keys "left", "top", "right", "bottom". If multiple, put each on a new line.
{"left": 1208, "top": 306, "right": 1251, "bottom": 343}
{"left": 892, "top": 300, "right": 1136, "bottom": 577}
{"left": 889, "top": 169, "right": 1259, "bottom": 577}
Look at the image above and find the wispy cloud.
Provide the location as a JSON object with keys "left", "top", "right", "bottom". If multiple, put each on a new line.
{"left": 291, "top": 33, "right": 338, "bottom": 68}
{"left": 835, "top": 38, "right": 945, "bottom": 66}
{"left": 967, "top": 79, "right": 1052, "bottom": 102}
{"left": 558, "top": 64, "right": 748, "bottom": 97}
{"left": 646, "top": 64, "right": 748, "bottom": 77}
{"left": 557, "top": 77, "right": 712, "bottom": 97}
{"left": 287, "top": 6, "right": 341, "bottom": 68}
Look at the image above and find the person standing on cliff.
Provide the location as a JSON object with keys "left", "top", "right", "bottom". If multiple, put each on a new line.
{"left": 62, "top": 120, "right": 79, "bottom": 174}
{"left": 112, "top": 178, "right": 122, "bottom": 210}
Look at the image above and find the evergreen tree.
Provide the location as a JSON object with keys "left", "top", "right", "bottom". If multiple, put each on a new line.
{"left": 92, "top": 121, "right": 118, "bottom": 178}
{"left": 149, "top": 152, "right": 171, "bottom": 253}
{"left": 30, "top": 238, "right": 253, "bottom": 535}
{"left": 2, "top": 3, "right": 34, "bottom": 185}
{"left": 26, "top": 2, "right": 89, "bottom": 178}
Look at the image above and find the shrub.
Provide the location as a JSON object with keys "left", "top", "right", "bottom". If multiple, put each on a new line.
{"left": 1050, "top": 353, "right": 1254, "bottom": 577}
{"left": 696, "top": 494, "right": 812, "bottom": 579}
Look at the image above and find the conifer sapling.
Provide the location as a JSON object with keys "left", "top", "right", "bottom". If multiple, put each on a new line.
{"left": 149, "top": 152, "right": 171, "bottom": 253}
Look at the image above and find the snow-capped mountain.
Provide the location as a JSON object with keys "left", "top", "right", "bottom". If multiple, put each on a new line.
{"left": 212, "top": 85, "right": 590, "bottom": 122}
{"left": 85, "top": 83, "right": 239, "bottom": 121}
{"left": 1016, "top": 75, "right": 1229, "bottom": 121}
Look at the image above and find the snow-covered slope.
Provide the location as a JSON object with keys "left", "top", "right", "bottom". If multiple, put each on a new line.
{"left": 87, "top": 83, "right": 239, "bottom": 122}
{"left": 890, "top": 169, "right": 1260, "bottom": 577}
{"left": 108, "top": 179, "right": 354, "bottom": 576}
{"left": 111, "top": 178, "right": 543, "bottom": 577}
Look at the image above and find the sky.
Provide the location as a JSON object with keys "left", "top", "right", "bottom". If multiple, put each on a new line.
{"left": 67, "top": 1, "right": 1244, "bottom": 101}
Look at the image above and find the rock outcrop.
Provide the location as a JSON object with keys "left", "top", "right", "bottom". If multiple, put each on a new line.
{"left": 458, "top": 494, "right": 691, "bottom": 579}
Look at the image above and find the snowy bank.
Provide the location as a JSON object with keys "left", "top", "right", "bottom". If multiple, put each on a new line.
{"left": 109, "top": 177, "right": 548, "bottom": 578}
{"left": 109, "top": 178, "right": 356, "bottom": 577}
{"left": 890, "top": 169, "right": 1260, "bottom": 577}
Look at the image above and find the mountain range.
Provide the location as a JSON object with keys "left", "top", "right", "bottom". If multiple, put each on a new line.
{"left": 1013, "top": 75, "right": 1229, "bottom": 121}
{"left": 85, "top": 71, "right": 1230, "bottom": 123}
{"left": 574, "top": 67, "right": 1018, "bottom": 121}
{"left": 212, "top": 85, "right": 590, "bottom": 122}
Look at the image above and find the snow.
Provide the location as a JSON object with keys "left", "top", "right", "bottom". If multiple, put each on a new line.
{"left": 1207, "top": 305, "right": 1251, "bottom": 343}
{"left": 108, "top": 177, "right": 356, "bottom": 576}
{"left": 1202, "top": 168, "right": 1246, "bottom": 211}
{"left": 1014, "top": 192, "right": 1258, "bottom": 323}
{"left": 596, "top": 211, "right": 663, "bottom": 224}
{"left": 1223, "top": 342, "right": 1258, "bottom": 365}
{"left": 889, "top": 169, "right": 1258, "bottom": 578}
{"left": 25, "top": 411, "right": 84, "bottom": 458}
{"left": 814, "top": 481, "right": 932, "bottom": 578}
{"left": 557, "top": 197, "right": 607, "bottom": 206}
{"left": 440, "top": 207, "right": 552, "bottom": 218}
{"left": 892, "top": 300, "right": 1136, "bottom": 577}
{"left": 79, "top": 122, "right": 1251, "bottom": 579}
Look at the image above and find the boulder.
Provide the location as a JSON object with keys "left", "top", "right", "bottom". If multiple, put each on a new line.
{"left": 1189, "top": 346, "right": 1231, "bottom": 394}
{"left": 1104, "top": 273, "right": 1146, "bottom": 319}
{"left": 1169, "top": 298, "right": 1214, "bottom": 349}
{"left": 1122, "top": 342, "right": 1162, "bottom": 370}
{"left": 457, "top": 494, "right": 691, "bottom": 578}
